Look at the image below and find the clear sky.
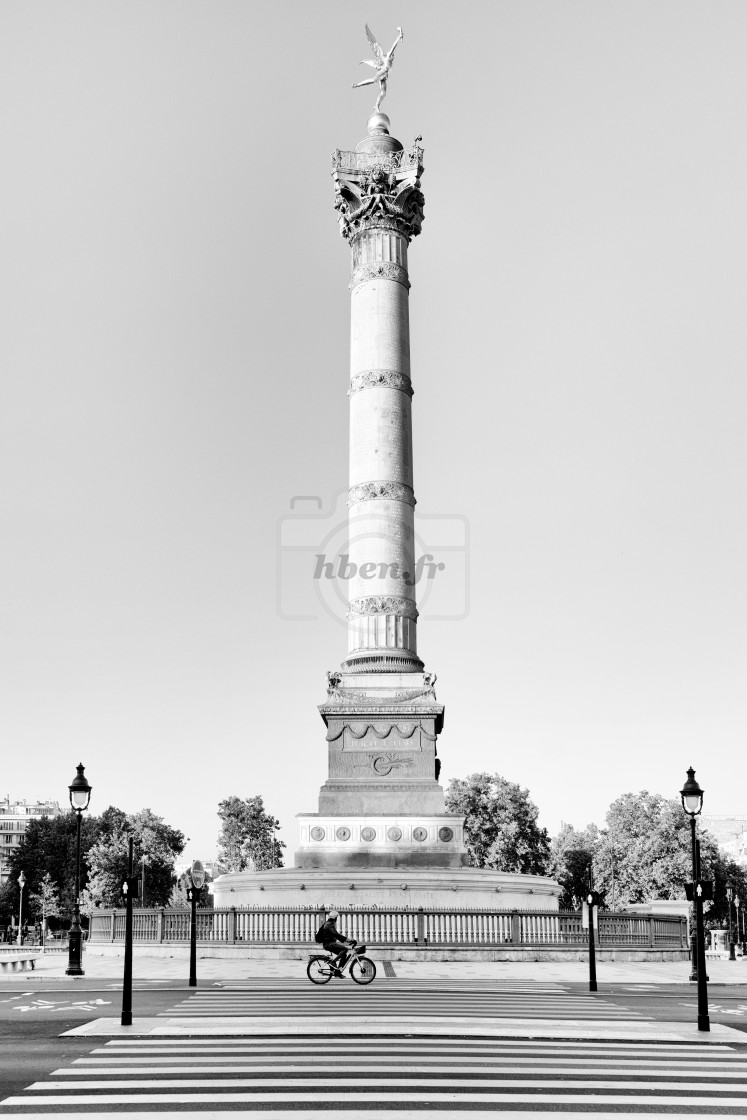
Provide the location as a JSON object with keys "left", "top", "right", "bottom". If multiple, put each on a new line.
{"left": 2, "top": 1, "right": 746, "bottom": 865}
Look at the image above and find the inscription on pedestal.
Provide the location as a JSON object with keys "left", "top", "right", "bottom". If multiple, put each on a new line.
{"left": 344, "top": 733, "right": 411, "bottom": 752}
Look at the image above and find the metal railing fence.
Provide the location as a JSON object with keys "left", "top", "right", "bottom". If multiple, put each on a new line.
{"left": 89, "top": 906, "right": 687, "bottom": 950}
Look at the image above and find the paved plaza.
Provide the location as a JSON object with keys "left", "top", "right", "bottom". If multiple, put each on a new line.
{"left": 2, "top": 948, "right": 746, "bottom": 986}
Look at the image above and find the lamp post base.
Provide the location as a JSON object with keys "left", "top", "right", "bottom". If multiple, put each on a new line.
{"left": 689, "top": 931, "right": 698, "bottom": 982}
{"left": 66, "top": 928, "right": 85, "bottom": 977}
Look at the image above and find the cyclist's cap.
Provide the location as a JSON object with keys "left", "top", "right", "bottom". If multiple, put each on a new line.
{"left": 327, "top": 909, "right": 339, "bottom": 919}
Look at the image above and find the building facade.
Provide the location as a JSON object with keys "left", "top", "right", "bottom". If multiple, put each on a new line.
{"left": 701, "top": 815, "right": 747, "bottom": 869}
{"left": 0, "top": 797, "right": 63, "bottom": 884}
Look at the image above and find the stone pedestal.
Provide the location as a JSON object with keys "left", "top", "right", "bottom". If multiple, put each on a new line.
{"left": 296, "top": 668, "right": 468, "bottom": 869}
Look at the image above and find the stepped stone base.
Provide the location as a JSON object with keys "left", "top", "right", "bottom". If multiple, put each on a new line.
{"left": 212, "top": 866, "right": 561, "bottom": 911}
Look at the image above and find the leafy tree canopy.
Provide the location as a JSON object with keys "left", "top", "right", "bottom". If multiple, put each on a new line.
{"left": 549, "top": 823, "right": 601, "bottom": 909}
{"left": 217, "top": 796, "right": 285, "bottom": 872}
{"left": 554, "top": 791, "right": 747, "bottom": 926}
{"left": 2, "top": 805, "right": 185, "bottom": 919}
{"left": 85, "top": 808, "right": 185, "bottom": 909}
{"left": 445, "top": 772, "right": 550, "bottom": 874}
{"left": 592, "top": 791, "right": 720, "bottom": 908}
{"left": 3, "top": 813, "right": 99, "bottom": 918}
{"left": 28, "top": 872, "right": 62, "bottom": 927}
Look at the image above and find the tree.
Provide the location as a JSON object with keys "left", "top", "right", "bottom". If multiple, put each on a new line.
{"left": 552, "top": 791, "right": 732, "bottom": 912}
{"left": 444, "top": 773, "right": 550, "bottom": 874}
{"left": 5, "top": 805, "right": 185, "bottom": 918}
{"left": 549, "top": 823, "right": 601, "bottom": 909}
{"left": 0, "top": 879, "right": 18, "bottom": 928}
{"left": 6, "top": 812, "right": 100, "bottom": 916}
{"left": 590, "top": 792, "right": 721, "bottom": 908}
{"left": 700, "top": 851, "right": 747, "bottom": 931}
{"left": 217, "top": 796, "right": 285, "bottom": 872}
{"left": 28, "top": 872, "right": 61, "bottom": 934}
{"left": 84, "top": 808, "right": 185, "bottom": 909}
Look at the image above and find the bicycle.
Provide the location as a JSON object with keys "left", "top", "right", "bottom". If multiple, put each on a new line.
{"left": 307, "top": 939, "right": 376, "bottom": 985}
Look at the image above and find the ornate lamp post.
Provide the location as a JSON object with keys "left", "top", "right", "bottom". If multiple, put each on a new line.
{"left": 66, "top": 763, "right": 92, "bottom": 976}
{"left": 140, "top": 855, "right": 147, "bottom": 908}
{"left": 16, "top": 871, "right": 26, "bottom": 944}
{"left": 736, "top": 895, "right": 745, "bottom": 955}
{"left": 680, "top": 767, "right": 709, "bottom": 1031}
{"left": 727, "top": 885, "right": 736, "bottom": 961}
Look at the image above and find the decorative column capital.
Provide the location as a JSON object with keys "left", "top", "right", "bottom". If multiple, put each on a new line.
{"left": 332, "top": 146, "right": 425, "bottom": 242}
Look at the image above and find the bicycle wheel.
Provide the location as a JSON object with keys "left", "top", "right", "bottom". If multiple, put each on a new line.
{"left": 350, "top": 955, "right": 376, "bottom": 985}
{"left": 307, "top": 957, "right": 333, "bottom": 985}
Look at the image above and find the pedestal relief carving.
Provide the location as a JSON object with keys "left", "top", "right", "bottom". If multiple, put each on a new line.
{"left": 327, "top": 721, "right": 421, "bottom": 742}
{"left": 371, "top": 753, "right": 413, "bottom": 775}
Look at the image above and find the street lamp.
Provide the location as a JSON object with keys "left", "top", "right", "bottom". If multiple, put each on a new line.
{"left": 17, "top": 871, "right": 26, "bottom": 945}
{"left": 680, "top": 766, "right": 709, "bottom": 1032}
{"left": 680, "top": 769, "right": 701, "bottom": 981}
{"left": 727, "top": 885, "right": 736, "bottom": 961}
{"left": 66, "top": 763, "right": 92, "bottom": 977}
{"left": 736, "top": 896, "right": 744, "bottom": 955}
{"left": 140, "top": 855, "right": 147, "bottom": 908}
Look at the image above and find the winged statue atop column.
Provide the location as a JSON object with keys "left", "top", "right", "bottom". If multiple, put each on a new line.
{"left": 352, "top": 24, "right": 403, "bottom": 112}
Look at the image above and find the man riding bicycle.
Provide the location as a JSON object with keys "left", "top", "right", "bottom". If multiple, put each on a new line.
{"left": 315, "top": 910, "right": 354, "bottom": 975}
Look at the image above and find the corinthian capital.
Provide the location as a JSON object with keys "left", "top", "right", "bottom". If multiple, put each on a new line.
{"left": 332, "top": 146, "right": 425, "bottom": 242}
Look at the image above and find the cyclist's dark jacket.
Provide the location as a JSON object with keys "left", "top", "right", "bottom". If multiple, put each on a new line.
{"left": 316, "top": 919, "right": 350, "bottom": 948}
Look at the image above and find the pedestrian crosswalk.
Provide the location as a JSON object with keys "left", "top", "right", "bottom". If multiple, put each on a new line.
{"left": 164, "top": 978, "right": 646, "bottom": 1020}
{"left": 3, "top": 1035, "right": 747, "bottom": 1114}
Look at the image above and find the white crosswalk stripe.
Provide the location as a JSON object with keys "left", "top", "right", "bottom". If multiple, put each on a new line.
{"left": 165, "top": 979, "right": 646, "bottom": 1020}
{"left": 2, "top": 1036, "right": 747, "bottom": 1114}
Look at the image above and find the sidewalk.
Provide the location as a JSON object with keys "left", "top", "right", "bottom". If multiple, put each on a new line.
{"left": 5, "top": 950, "right": 747, "bottom": 985}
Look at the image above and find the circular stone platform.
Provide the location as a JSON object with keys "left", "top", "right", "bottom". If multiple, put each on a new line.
{"left": 212, "top": 866, "right": 561, "bottom": 910}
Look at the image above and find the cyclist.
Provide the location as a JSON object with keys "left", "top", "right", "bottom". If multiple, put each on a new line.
{"left": 315, "top": 909, "right": 354, "bottom": 976}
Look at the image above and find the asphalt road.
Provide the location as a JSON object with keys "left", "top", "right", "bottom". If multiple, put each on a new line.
{"left": 563, "top": 981, "right": 747, "bottom": 1034}
{"left": 2, "top": 978, "right": 747, "bottom": 1107}
{"left": 0, "top": 985, "right": 208, "bottom": 1100}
